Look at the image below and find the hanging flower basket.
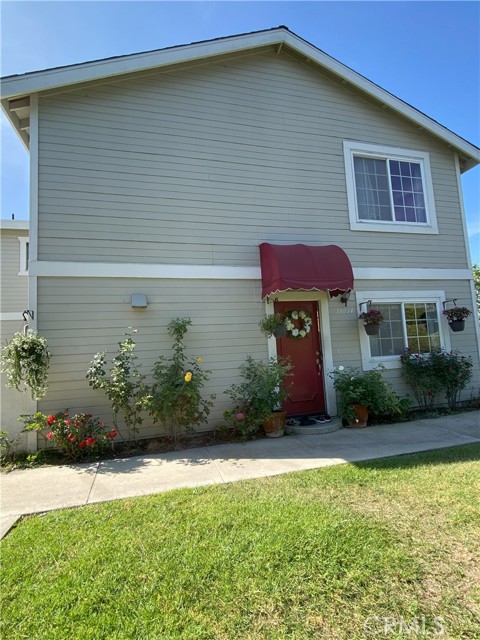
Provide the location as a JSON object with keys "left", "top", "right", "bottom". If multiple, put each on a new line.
{"left": 359, "top": 308, "right": 383, "bottom": 335}
{"left": 364, "top": 324, "right": 381, "bottom": 336}
{"left": 442, "top": 307, "right": 471, "bottom": 332}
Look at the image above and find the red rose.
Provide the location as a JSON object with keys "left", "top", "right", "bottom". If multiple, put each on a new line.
{"left": 106, "top": 429, "right": 117, "bottom": 439}
{"left": 47, "top": 415, "right": 55, "bottom": 425}
{"left": 67, "top": 434, "right": 76, "bottom": 442}
{"left": 85, "top": 438, "right": 96, "bottom": 446}
{"left": 65, "top": 419, "right": 71, "bottom": 426}
{"left": 46, "top": 432, "right": 53, "bottom": 440}
{"left": 78, "top": 441, "right": 86, "bottom": 449}
{"left": 99, "top": 421, "right": 105, "bottom": 427}
{"left": 75, "top": 421, "right": 82, "bottom": 427}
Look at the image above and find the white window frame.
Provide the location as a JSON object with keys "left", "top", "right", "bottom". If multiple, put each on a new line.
{"left": 18, "top": 236, "right": 29, "bottom": 276}
{"left": 357, "top": 290, "right": 451, "bottom": 371}
{"left": 343, "top": 141, "right": 438, "bottom": 234}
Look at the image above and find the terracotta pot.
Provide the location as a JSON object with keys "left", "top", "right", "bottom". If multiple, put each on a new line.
{"left": 346, "top": 404, "right": 368, "bottom": 428}
{"left": 448, "top": 320, "right": 465, "bottom": 332}
{"left": 263, "top": 411, "right": 286, "bottom": 438}
{"left": 364, "top": 324, "right": 381, "bottom": 336}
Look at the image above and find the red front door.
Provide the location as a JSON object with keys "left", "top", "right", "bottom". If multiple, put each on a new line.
{"left": 274, "top": 300, "right": 325, "bottom": 416}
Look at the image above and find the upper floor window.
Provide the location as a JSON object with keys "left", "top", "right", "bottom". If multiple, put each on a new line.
{"left": 343, "top": 141, "right": 438, "bottom": 234}
{"left": 18, "top": 237, "right": 29, "bottom": 275}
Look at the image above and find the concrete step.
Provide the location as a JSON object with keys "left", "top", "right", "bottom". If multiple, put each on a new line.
{"left": 286, "top": 418, "right": 342, "bottom": 435}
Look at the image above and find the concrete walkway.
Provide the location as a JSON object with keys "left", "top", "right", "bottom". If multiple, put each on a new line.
{"left": 1, "top": 411, "right": 479, "bottom": 538}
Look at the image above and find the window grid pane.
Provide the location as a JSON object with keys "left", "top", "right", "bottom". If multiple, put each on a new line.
{"left": 354, "top": 157, "right": 392, "bottom": 221}
{"left": 404, "top": 303, "right": 440, "bottom": 354}
{"left": 389, "top": 160, "right": 426, "bottom": 223}
{"left": 369, "top": 303, "right": 404, "bottom": 357}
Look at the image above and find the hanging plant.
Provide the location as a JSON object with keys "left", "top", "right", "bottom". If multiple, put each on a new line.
{"left": 359, "top": 308, "right": 384, "bottom": 336}
{"left": 284, "top": 310, "right": 312, "bottom": 339}
{"left": 1, "top": 330, "right": 51, "bottom": 399}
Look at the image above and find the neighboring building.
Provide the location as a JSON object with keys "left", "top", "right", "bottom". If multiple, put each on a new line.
{"left": 1, "top": 27, "right": 479, "bottom": 446}
{"left": 0, "top": 220, "right": 35, "bottom": 449}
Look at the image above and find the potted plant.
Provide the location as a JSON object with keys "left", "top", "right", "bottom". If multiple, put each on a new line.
{"left": 329, "top": 365, "right": 404, "bottom": 427}
{"left": 442, "top": 306, "right": 472, "bottom": 332}
{"left": 259, "top": 313, "right": 287, "bottom": 338}
{"left": 358, "top": 309, "right": 384, "bottom": 336}
{"left": 224, "top": 356, "right": 293, "bottom": 437}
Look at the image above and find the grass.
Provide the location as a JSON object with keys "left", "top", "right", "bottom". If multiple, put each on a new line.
{"left": 1, "top": 445, "right": 479, "bottom": 639}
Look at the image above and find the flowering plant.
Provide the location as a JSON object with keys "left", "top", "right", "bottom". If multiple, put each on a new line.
{"left": 22, "top": 411, "right": 116, "bottom": 461}
{"left": 358, "top": 309, "right": 384, "bottom": 325}
{"left": 1, "top": 331, "right": 51, "bottom": 399}
{"left": 442, "top": 307, "right": 471, "bottom": 322}
{"left": 284, "top": 310, "right": 312, "bottom": 339}
{"left": 329, "top": 365, "right": 405, "bottom": 422}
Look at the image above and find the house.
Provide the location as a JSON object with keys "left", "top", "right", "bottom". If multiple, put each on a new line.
{"left": 0, "top": 220, "right": 36, "bottom": 449}
{"left": 1, "top": 27, "right": 479, "bottom": 446}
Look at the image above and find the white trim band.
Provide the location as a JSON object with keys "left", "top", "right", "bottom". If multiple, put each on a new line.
{"left": 29, "top": 261, "right": 473, "bottom": 282}
{"left": 0, "top": 312, "right": 24, "bottom": 322}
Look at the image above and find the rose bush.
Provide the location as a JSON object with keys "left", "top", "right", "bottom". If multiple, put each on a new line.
{"left": 23, "top": 411, "right": 117, "bottom": 461}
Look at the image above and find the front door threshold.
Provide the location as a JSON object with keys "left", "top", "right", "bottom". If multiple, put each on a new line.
{"left": 286, "top": 418, "right": 342, "bottom": 435}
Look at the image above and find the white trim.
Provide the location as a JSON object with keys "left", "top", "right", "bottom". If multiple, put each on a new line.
{"left": 354, "top": 268, "right": 472, "bottom": 281}
{"left": 343, "top": 141, "right": 439, "bottom": 235}
{"left": 265, "top": 300, "right": 277, "bottom": 361}
{"left": 0, "top": 312, "right": 24, "bottom": 322}
{"left": 356, "top": 290, "right": 451, "bottom": 371}
{"left": 1, "top": 28, "right": 479, "bottom": 168}
{"left": 30, "top": 261, "right": 261, "bottom": 280}
{"left": 30, "top": 260, "right": 473, "bottom": 282}
{"left": 28, "top": 94, "right": 38, "bottom": 334}
{"left": 17, "top": 236, "right": 29, "bottom": 275}
{"left": 0, "top": 220, "right": 29, "bottom": 230}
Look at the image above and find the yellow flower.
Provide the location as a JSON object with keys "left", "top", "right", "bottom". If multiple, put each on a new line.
{"left": 184, "top": 371, "right": 192, "bottom": 382}
{"left": 197, "top": 357, "right": 203, "bottom": 363}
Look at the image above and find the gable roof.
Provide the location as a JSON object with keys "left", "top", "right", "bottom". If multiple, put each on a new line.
{"left": 2, "top": 26, "right": 479, "bottom": 171}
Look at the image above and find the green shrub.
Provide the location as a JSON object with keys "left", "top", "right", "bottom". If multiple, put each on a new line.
{"left": 142, "top": 318, "right": 214, "bottom": 443}
{"left": 223, "top": 356, "right": 293, "bottom": 438}
{"left": 400, "top": 349, "right": 473, "bottom": 410}
{"left": 87, "top": 330, "right": 146, "bottom": 442}
{"left": 329, "top": 366, "right": 407, "bottom": 422}
{"left": 22, "top": 411, "right": 116, "bottom": 461}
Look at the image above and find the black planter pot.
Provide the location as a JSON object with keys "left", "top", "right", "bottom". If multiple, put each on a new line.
{"left": 364, "top": 324, "right": 381, "bottom": 336}
{"left": 448, "top": 320, "right": 465, "bottom": 332}
{"left": 274, "top": 323, "right": 287, "bottom": 338}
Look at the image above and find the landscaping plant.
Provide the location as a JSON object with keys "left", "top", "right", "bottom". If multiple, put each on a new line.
{"left": 223, "top": 356, "right": 293, "bottom": 438}
{"left": 22, "top": 411, "right": 117, "bottom": 461}
{"left": 329, "top": 366, "right": 407, "bottom": 423}
{"left": 400, "top": 348, "right": 473, "bottom": 410}
{"left": 86, "top": 330, "right": 146, "bottom": 442}
{"left": 142, "top": 318, "right": 214, "bottom": 443}
{"left": 1, "top": 330, "right": 51, "bottom": 399}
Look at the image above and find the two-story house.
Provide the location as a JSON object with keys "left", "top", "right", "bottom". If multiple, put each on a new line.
{"left": 2, "top": 27, "right": 479, "bottom": 445}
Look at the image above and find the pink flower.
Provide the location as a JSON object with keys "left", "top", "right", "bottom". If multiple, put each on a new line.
{"left": 65, "top": 419, "right": 71, "bottom": 426}
{"left": 99, "top": 421, "right": 105, "bottom": 427}
{"left": 46, "top": 432, "right": 53, "bottom": 440}
{"left": 47, "top": 415, "right": 55, "bottom": 425}
{"left": 235, "top": 412, "right": 245, "bottom": 421}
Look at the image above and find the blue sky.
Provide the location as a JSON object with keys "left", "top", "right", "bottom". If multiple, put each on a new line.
{"left": 1, "top": 1, "right": 479, "bottom": 262}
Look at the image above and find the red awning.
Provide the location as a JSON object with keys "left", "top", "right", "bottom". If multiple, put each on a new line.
{"left": 259, "top": 243, "right": 354, "bottom": 299}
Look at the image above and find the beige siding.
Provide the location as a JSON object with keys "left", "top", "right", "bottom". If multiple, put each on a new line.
{"left": 37, "top": 277, "right": 268, "bottom": 438}
{"left": 37, "top": 50, "right": 467, "bottom": 269}
{"left": 0, "top": 230, "right": 28, "bottom": 313}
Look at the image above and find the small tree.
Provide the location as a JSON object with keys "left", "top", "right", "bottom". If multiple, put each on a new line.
{"left": 142, "top": 318, "right": 214, "bottom": 443}
{"left": 86, "top": 330, "right": 146, "bottom": 442}
{"left": 429, "top": 350, "right": 473, "bottom": 409}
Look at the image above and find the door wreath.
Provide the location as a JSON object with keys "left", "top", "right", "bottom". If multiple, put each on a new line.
{"left": 284, "top": 310, "right": 313, "bottom": 339}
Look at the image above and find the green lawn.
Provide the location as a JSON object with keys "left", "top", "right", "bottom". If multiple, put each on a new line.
{"left": 1, "top": 445, "right": 479, "bottom": 640}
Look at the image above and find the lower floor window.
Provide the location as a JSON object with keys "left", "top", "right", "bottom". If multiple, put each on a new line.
{"left": 370, "top": 302, "right": 441, "bottom": 357}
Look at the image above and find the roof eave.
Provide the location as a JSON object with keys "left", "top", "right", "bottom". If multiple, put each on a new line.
{"left": 1, "top": 27, "right": 479, "bottom": 169}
